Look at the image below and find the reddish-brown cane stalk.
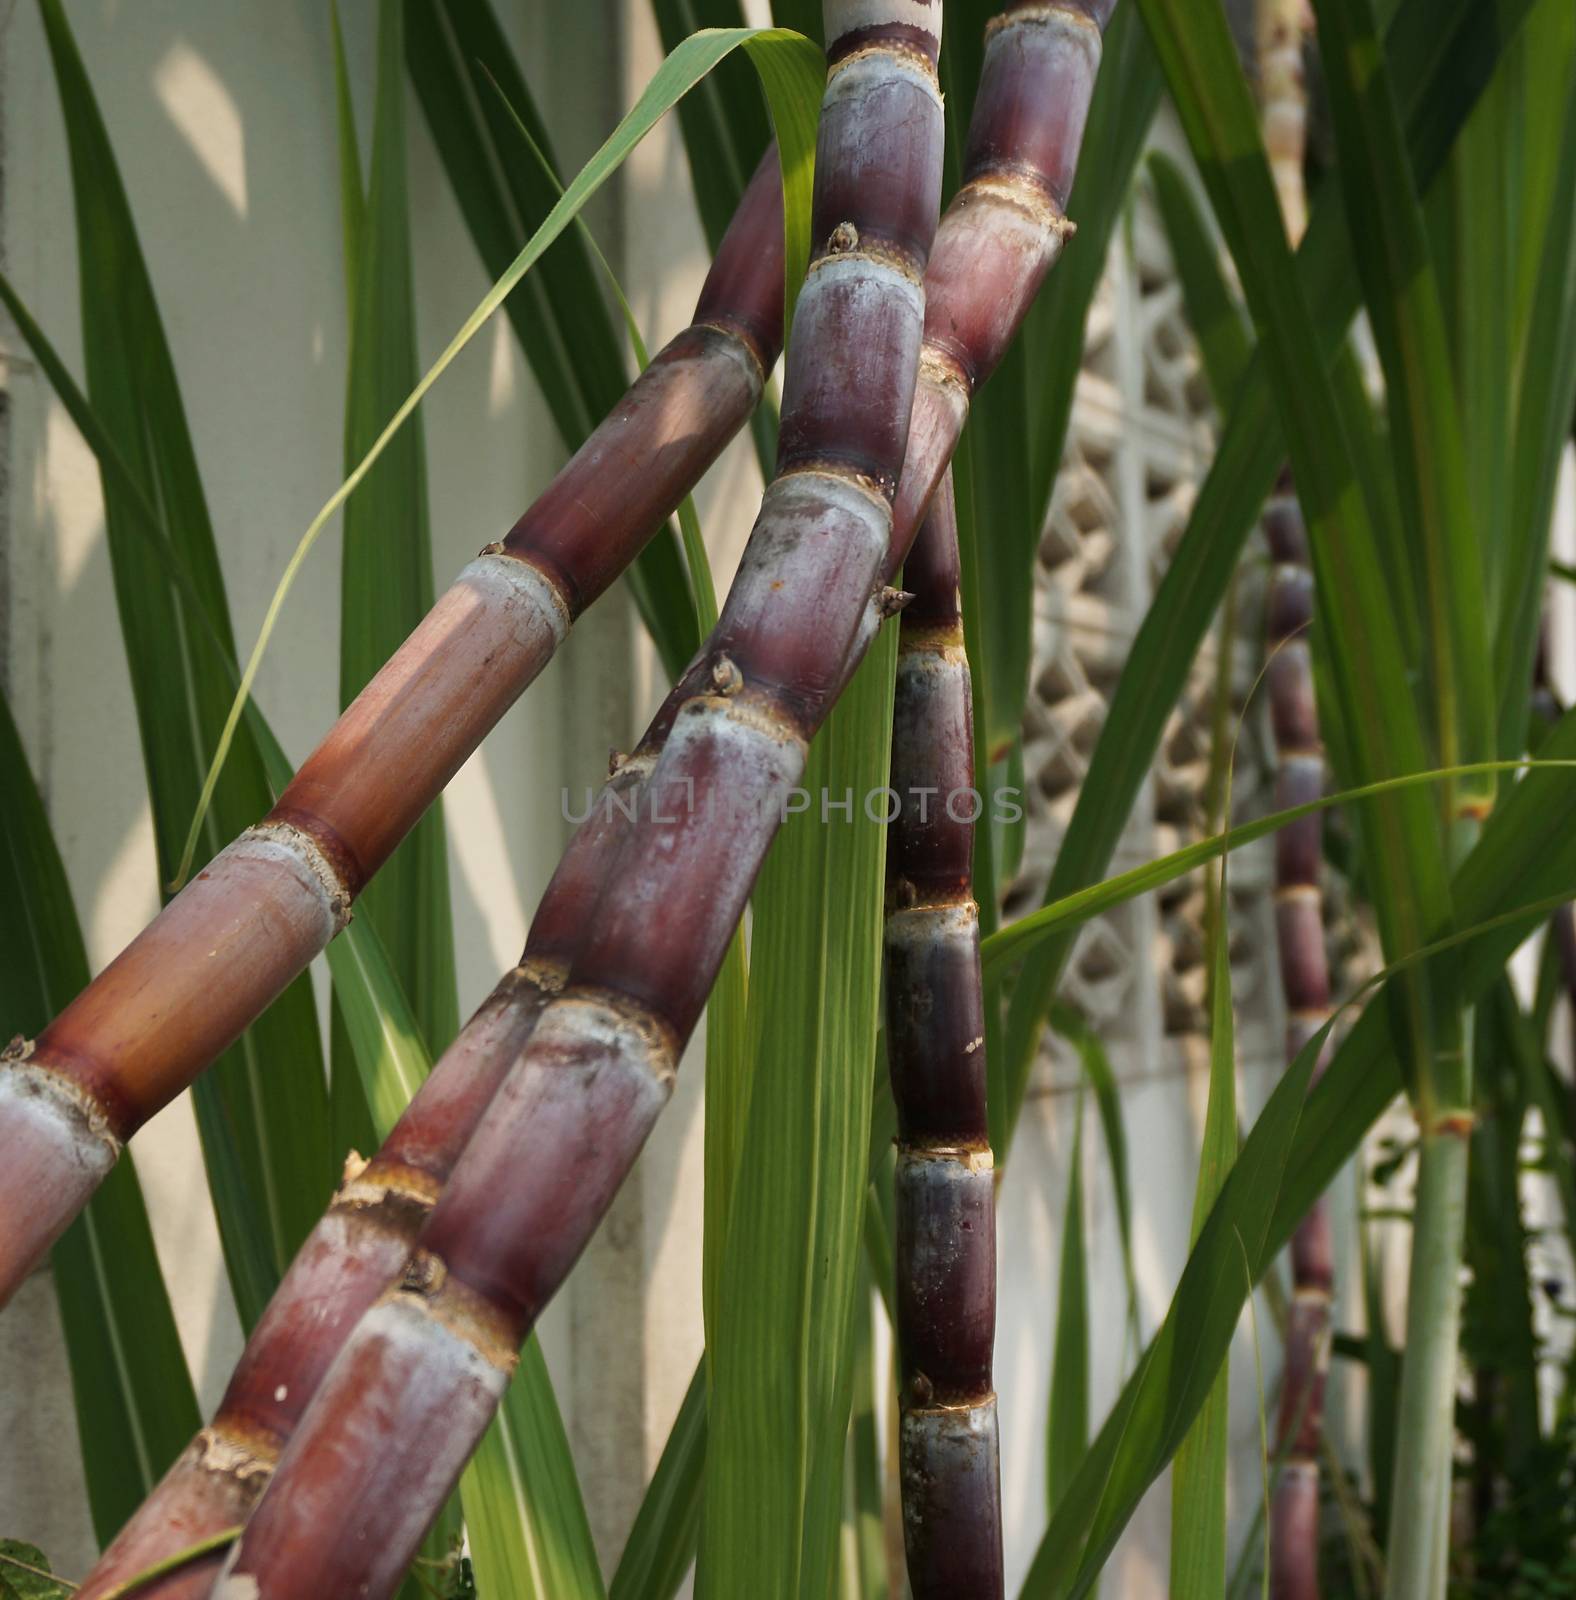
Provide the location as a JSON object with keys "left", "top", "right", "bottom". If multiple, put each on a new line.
{"left": 209, "top": 7, "right": 1119, "bottom": 1592}
{"left": 67, "top": 788, "right": 634, "bottom": 1600}
{"left": 1264, "top": 481, "right": 1335, "bottom": 1600}
{"left": 0, "top": 154, "right": 784, "bottom": 1308}
{"left": 214, "top": 6, "right": 949, "bottom": 1592}
{"left": 883, "top": 470, "right": 1003, "bottom": 1597}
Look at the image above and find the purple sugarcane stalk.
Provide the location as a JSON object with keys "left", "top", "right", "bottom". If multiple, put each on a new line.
{"left": 1264, "top": 481, "right": 1335, "bottom": 1600}
{"left": 884, "top": 469, "right": 1004, "bottom": 1596}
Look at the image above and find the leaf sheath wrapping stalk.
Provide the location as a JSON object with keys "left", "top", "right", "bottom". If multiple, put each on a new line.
{"left": 0, "top": 154, "right": 786, "bottom": 1308}
{"left": 883, "top": 472, "right": 1004, "bottom": 1597}
{"left": 217, "top": 7, "right": 948, "bottom": 1593}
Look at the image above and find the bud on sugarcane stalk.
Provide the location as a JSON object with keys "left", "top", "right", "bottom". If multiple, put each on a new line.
{"left": 0, "top": 153, "right": 785, "bottom": 1309}
{"left": 883, "top": 471, "right": 1005, "bottom": 1597}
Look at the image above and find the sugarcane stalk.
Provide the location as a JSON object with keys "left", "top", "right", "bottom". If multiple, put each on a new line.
{"left": 201, "top": 8, "right": 1119, "bottom": 1592}
{"left": 213, "top": 8, "right": 950, "bottom": 1592}
{"left": 883, "top": 469, "right": 1003, "bottom": 1597}
{"left": 0, "top": 152, "right": 785, "bottom": 1309}
{"left": 1250, "top": 6, "right": 1331, "bottom": 1586}
{"left": 1262, "top": 482, "right": 1335, "bottom": 1600}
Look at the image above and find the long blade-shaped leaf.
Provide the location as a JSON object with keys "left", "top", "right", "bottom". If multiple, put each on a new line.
{"left": 1168, "top": 880, "right": 1237, "bottom": 1596}
{"left": 1000, "top": 0, "right": 1532, "bottom": 1147}
{"left": 699, "top": 625, "right": 899, "bottom": 1598}
{"left": 0, "top": 689, "right": 200, "bottom": 1545}
{"left": 1046, "top": 1093, "right": 1090, "bottom": 1516}
{"left": 1314, "top": 0, "right": 1492, "bottom": 812}
{"left": 1135, "top": 0, "right": 1448, "bottom": 956}
{"left": 332, "top": 0, "right": 459, "bottom": 1146}
{"left": 609, "top": 1361, "right": 707, "bottom": 1600}
{"left": 35, "top": 0, "right": 332, "bottom": 1329}
{"left": 1148, "top": 151, "right": 1252, "bottom": 410}
{"left": 1022, "top": 706, "right": 1576, "bottom": 1597}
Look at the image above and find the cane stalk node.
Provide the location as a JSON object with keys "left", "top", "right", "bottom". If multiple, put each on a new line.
{"left": 337, "top": 1155, "right": 444, "bottom": 1219}
{"left": 240, "top": 819, "right": 355, "bottom": 933}
{"left": 829, "top": 220, "right": 860, "bottom": 254}
{"left": 960, "top": 172, "right": 1076, "bottom": 241}
{"left": 1428, "top": 1109, "right": 1478, "bottom": 1139}
{"left": 918, "top": 342, "right": 972, "bottom": 400}
{"left": 0, "top": 1046, "right": 121, "bottom": 1155}
{"left": 389, "top": 1256, "right": 522, "bottom": 1373}
{"left": 985, "top": 1, "right": 1103, "bottom": 48}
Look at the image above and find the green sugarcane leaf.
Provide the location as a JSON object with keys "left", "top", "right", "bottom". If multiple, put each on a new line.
{"left": 1494, "top": 8, "right": 1576, "bottom": 749}
{"left": 981, "top": 757, "right": 1576, "bottom": 981}
{"left": 1466, "top": 984, "right": 1542, "bottom": 1471}
{"left": 1135, "top": 0, "right": 1449, "bottom": 1063}
{"left": 462, "top": 1338, "right": 605, "bottom": 1600}
{"left": 405, "top": 0, "right": 700, "bottom": 679}
{"left": 1148, "top": 151, "right": 1253, "bottom": 411}
{"left": 609, "top": 1361, "right": 707, "bottom": 1600}
{"left": 35, "top": 0, "right": 333, "bottom": 1329}
{"left": 1046, "top": 1091, "right": 1090, "bottom": 1516}
{"left": 334, "top": 0, "right": 458, "bottom": 1136}
{"left": 698, "top": 621, "right": 899, "bottom": 1599}
{"left": 999, "top": 0, "right": 1531, "bottom": 1152}
{"left": 1021, "top": 705, "right": 1576, "bottom": 1597}
{"left": 648, "top": 0, "right": 771, "bottom": 256}
{"left": 949, "top": 2, "right": 1162, "bottom": 784}
{"left": 330, "top": 3, "right": 365, "bottom": 327}
{"left": 1050, "top": 1003, "right": 1138, "bottom": 1336}
{"left": 474, "top": 63, "right": 757, "bottom": 1368}
{"left": 0, "top": 689, "right": 200, "bottom": 1545}
{"left": 1314, "top": 0, "right": 1494, "bottom": 813}
{"left": 183, "top": 22, "right": 825, "bottom": 882}
{"left": 1019, "top": 872, "right": 1568, "bottom": 1600}
{"left": 324, "top": 915, "right": 602, "bottom": 1600}
{"left": 1168, "top": 871, "right": 1237, "bottom": 1596}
